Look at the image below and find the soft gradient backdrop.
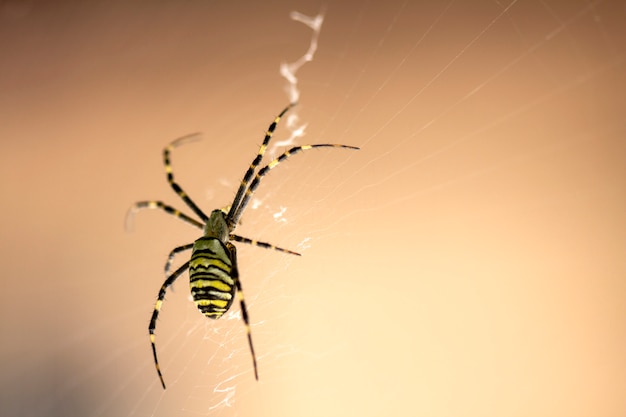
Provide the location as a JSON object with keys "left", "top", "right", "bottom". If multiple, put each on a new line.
{"left": 1, "top": 1, "right": 624, "bottom": 416}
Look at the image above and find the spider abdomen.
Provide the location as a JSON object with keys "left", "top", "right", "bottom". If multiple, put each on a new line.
{"left": 189, "top": 236, "right": 236, "bottom": 319}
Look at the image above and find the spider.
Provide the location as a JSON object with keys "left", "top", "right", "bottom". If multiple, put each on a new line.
{"left": 128, "top": 102, "right": 359, "bottom": 389}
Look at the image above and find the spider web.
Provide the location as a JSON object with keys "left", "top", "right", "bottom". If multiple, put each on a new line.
{"left": 0, "top": 1, "right": 624, "bottom": 417}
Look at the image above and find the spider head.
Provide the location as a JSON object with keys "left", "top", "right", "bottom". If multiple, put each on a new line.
{"left": 205, "top": 209, "right": 229, "bottom": 242}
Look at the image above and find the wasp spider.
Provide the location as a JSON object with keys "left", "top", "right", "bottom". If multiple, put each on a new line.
{"left": 128, "top": 103, "right": 359, "bottom": 389}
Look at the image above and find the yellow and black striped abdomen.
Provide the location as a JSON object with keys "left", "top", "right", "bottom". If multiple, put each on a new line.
{"left": 189, "top": 236, "right": 236, "bottom": 319}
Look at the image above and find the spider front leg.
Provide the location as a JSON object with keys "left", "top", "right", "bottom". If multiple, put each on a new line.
{"left": 229, "top": 143, "right": 359, "bottom": 225}
{"left": 226, "top": 103, "right": 295, "bottom": 224}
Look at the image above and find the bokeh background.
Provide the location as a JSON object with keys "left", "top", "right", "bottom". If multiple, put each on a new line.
{"left": 1, "top": 1, "right": 624, "bottom": 416}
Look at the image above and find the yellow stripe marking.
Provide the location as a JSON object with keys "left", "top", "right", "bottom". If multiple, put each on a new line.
{"left": 190, "top": 279, "right": 231, "bottom": 292}
{"left": 211, "top": 258, "right": 230, "bottom": 271}
{"left": 193, "top": 258, "right": 230, "bottom": 272}
{"left": 196, "top": 299, "right": 229, "bottom": 308}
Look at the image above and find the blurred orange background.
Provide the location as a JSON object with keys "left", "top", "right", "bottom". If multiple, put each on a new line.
{"left": 1, "top": 1, "right": 624, "bottom": 416}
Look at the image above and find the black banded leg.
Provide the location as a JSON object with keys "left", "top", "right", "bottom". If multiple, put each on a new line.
{"left": 226, "top": 103, "right": 296, "bottom": 225}
{"left": 149, "top": 261, "right": 191, "bottom": 389}
{"left": 164, "top": 134, "right": 209, "bottom": 222}
{"left": 230, "top": 143, "right": 360, "bottom": 224}
{"left": 165, "top": 243, "right": 195, "bottom": 276}
{"left": 227, "top": 244, "right": 259, "bottom": 380}
{"left": 126, "top": 201, "right": 204, "bottom": 231}
{"left": 230, "top": 234, "right": 301, "bottom": 256}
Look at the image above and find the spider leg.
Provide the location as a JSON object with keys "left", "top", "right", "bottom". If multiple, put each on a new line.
{"left": 226, "top": 103, "right": 296, "bottom": 226}
{"left": 230, "top": 234, "right": 301, "bottom": 256}
{"left": 126, "top": 200, "right": 204, "bottom": 231}
{"left": 229, "top": 143, "right": 359, "bottom": 225}
{"left": 164, "top": 133, "right": 210, "bottom": 222}
{"left": 227, "top": 243, "right": 259, "bottom": 380}
{"left": 164, "top": 243, "right": 195, "bottom": 276}
{"left": 149, "top": 260, "right": 191, "bottom": 389}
